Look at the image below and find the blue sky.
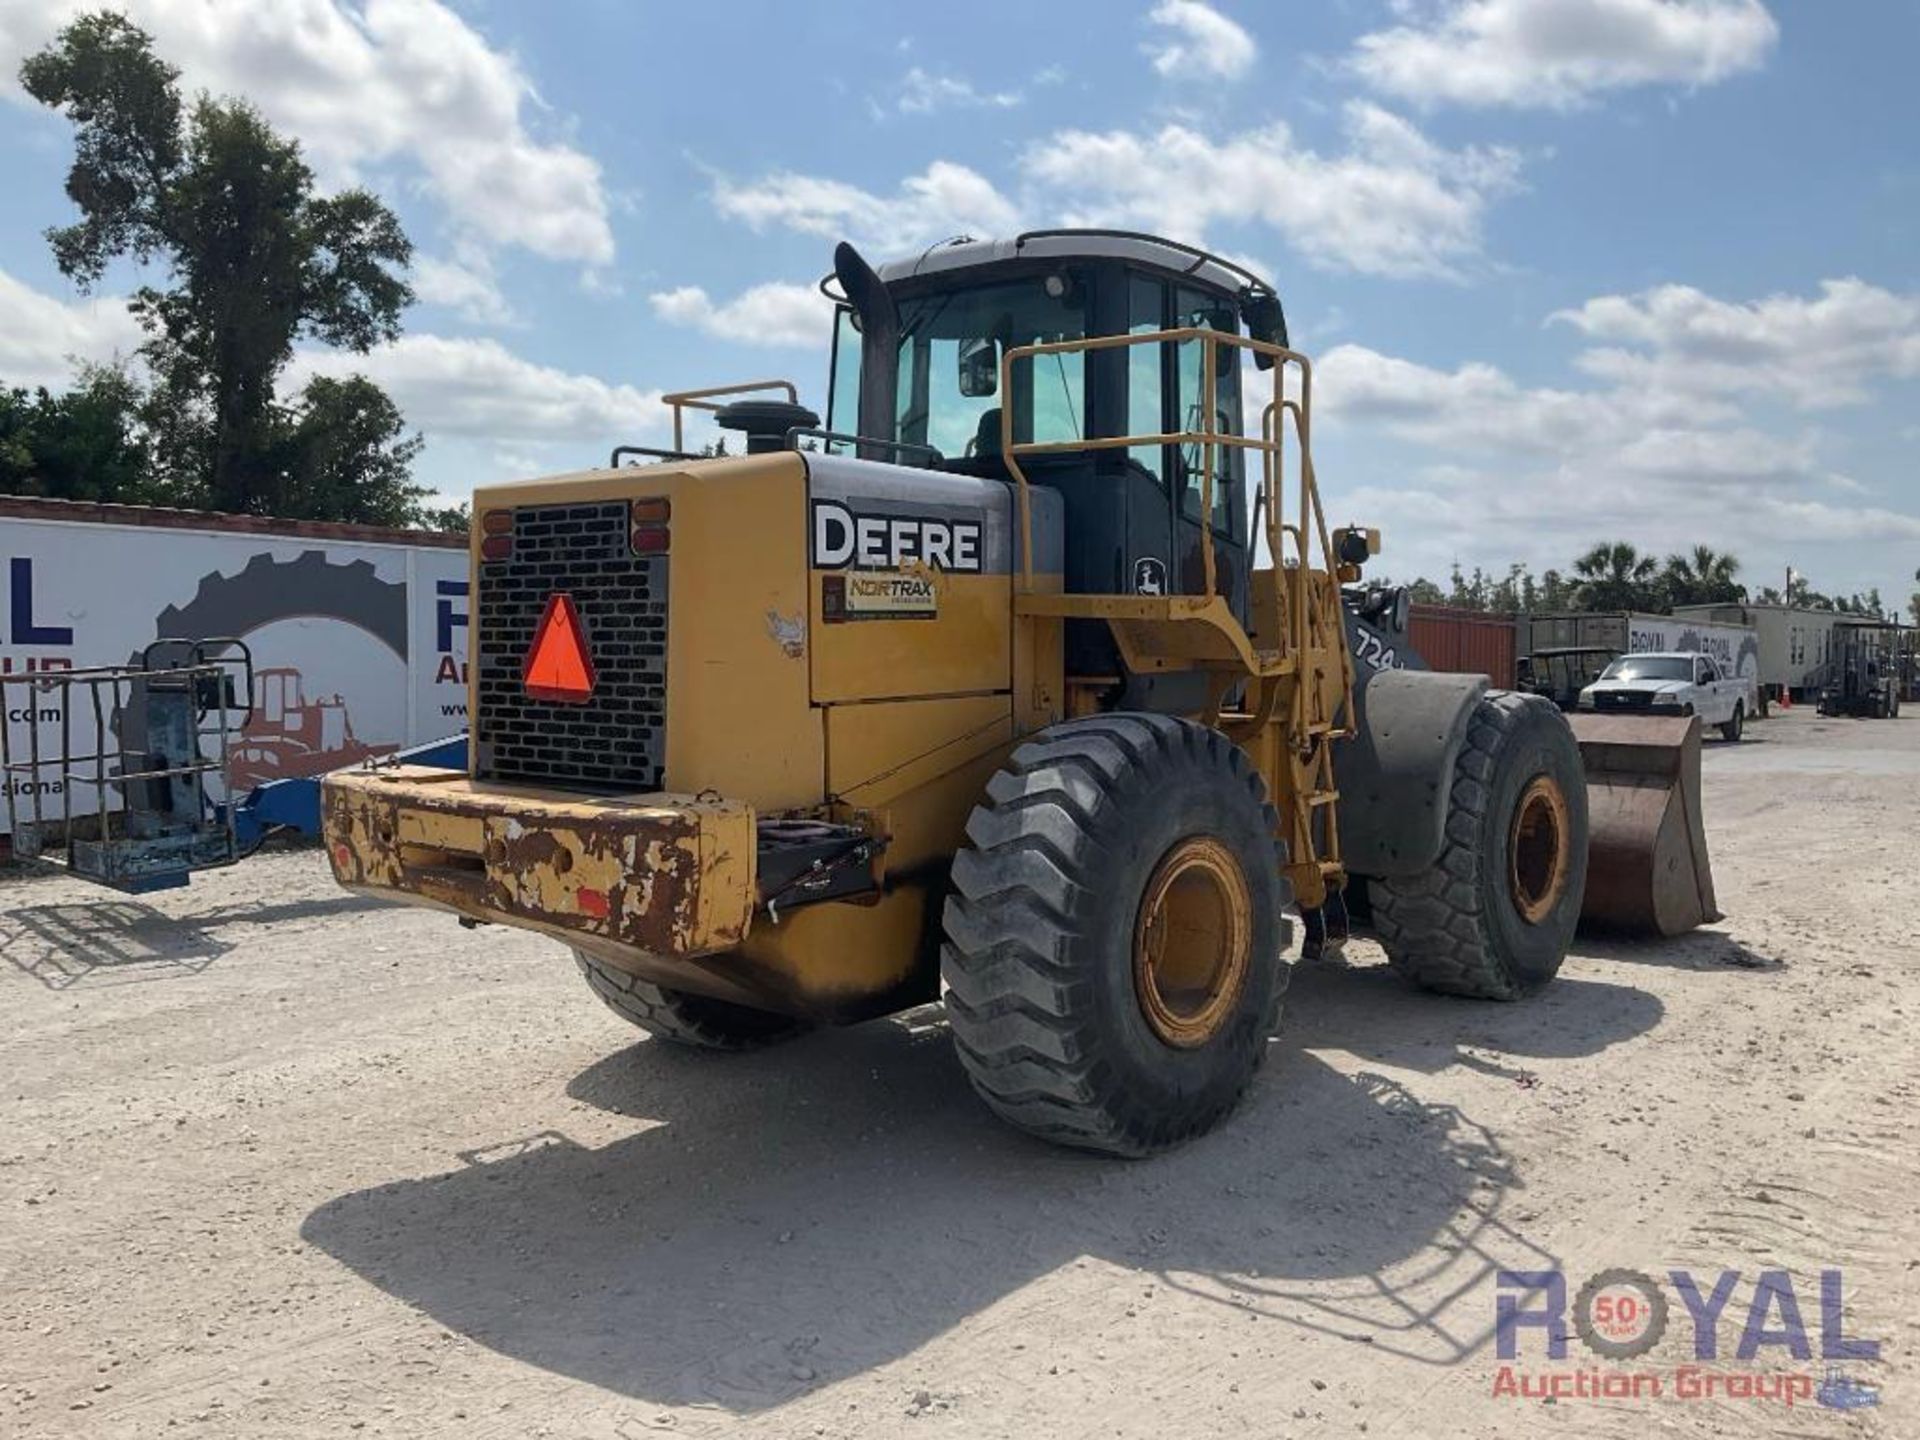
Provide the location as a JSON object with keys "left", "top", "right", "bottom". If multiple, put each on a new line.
{"left": 2, "top": 1, "right": 1917, "bottom": 607}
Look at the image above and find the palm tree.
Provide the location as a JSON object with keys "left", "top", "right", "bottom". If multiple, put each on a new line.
{"left": 1661, "top": 545, "right": 1743, "bottom": 607}
{"left": 1573, "top": 541, "right": 1660, "bottom": 612}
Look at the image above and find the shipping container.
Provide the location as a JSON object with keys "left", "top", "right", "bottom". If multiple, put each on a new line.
{"left": 1407, "top": 604, "right": 1517, "bottom": 688}
{"left": 2, "top": 497, "right": 468, "bottom": 838}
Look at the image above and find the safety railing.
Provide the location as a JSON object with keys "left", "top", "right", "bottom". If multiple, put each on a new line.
{"left": 996, "top": 327, "right": 1346, "bottom": 681}
{"left": 1, "top": 642, "right": 253, "bottom": 886}
{"left": 658, "top": 380, "right": 800, "bottom": 455}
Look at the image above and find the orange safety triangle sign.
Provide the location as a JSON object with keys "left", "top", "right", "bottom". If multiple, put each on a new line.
{"left": 522, "top": 593, "right": 596, "bottom": 703}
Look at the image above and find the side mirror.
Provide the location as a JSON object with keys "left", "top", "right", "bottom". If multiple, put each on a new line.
{"left": 1243, "top": 293, "right": 1289, "bottom": 371}
{"left": 958, "top": 336, "right": 1000, "bottom": 398}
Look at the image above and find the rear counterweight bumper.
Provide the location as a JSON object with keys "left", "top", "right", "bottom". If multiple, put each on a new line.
{"left": 321, "top": 767, "right": 756, "bottom": 958}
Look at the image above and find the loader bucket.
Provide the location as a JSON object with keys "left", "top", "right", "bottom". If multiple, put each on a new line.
{"left": 1567, "top": 713, "right": 1721, "bottom": 937}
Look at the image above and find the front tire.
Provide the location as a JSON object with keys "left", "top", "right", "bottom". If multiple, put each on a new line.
{"left": 1719, "top": 702, "right": 1744, "bottom": 742}
{"left": 941, "top": 714, "right": 1292, "bottom": 1157}
{"left": 572, "top": 949, "right": 808, "bottom": 1050}
{"left": 1371, "top": 692, "right": 1588, "bottom": 1000}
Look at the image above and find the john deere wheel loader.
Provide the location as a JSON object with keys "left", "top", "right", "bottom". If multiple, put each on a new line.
{"left": 324, "top": 231, "right": 1604, "bottom": 1156}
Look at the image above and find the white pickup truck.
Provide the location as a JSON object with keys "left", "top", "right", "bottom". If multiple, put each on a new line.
{"left": 1579, "top": 651, "right": 1755, "bottom": 741}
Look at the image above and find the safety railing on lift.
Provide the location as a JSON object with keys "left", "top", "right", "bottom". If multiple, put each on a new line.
{"left": 1, "top": 640, "right": 254, "bottom": 887}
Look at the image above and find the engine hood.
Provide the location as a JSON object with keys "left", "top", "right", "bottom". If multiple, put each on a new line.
{"left": 1587, "top": 678, "right": 1691, "bottom": 697}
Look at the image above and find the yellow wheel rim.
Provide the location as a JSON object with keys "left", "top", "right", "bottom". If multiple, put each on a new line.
{"left": 1133, "top": 837, "right": 1254, "bottom": 1049}
{"left": 1508, "top": 775, "right": 1572, "bottom": 925}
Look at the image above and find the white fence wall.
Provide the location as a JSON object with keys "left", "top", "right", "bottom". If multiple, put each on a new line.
{"left": 2, "top": 510, "right": 468, "bottom": 832}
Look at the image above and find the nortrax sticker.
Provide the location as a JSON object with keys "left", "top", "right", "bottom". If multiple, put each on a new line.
{"left": 811, "top": 499, "right": 982, "bottom": 573}
{"left": 822, "top": 570, "right": 937, "bottom": 622}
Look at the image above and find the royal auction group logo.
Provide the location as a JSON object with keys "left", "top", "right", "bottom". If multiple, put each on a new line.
{"left": 1493, "top": 1268, "right": 1881, "bottom": 1411}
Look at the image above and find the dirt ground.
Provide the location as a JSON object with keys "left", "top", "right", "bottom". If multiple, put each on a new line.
{"left": 2, "top": 706, "right": 1914, "bottom": 1439}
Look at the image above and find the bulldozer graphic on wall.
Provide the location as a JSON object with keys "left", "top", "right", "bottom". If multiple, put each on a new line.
{"left": 229, "top": 666, "right": 392, "bottom": 788}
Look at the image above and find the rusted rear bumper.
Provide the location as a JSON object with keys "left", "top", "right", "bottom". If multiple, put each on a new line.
{"left": 321, "top": 767, "right": 756, "bottom": 958}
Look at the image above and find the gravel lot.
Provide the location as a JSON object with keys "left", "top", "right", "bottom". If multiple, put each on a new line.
{"left": 3, "top": 706, "right": 1914, "bottom": 1438}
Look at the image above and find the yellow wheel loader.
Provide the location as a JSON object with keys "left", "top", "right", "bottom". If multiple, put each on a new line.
{"left": 324, "top": 231, "right": 1699, "bottom": 1156}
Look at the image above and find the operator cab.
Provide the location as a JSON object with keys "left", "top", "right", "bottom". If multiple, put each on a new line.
{"left": 822, "top": 230, "right": 1291, "bottom": 703}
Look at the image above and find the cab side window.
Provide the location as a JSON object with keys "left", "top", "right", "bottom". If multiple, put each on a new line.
{"left": 1173, "top": 285, "right": 1241, "bottom": 534}
{"left": 1127, "top": 275, "right": 1168, "bottom": 483}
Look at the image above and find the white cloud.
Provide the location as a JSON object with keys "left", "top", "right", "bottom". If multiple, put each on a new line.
{"left": 1551, "top": 278, "right": 1920, "bottom": 408}
{"left": 413, "top": 253, "right": 516, "bottom": 326}
{"left": 0, "top": 267, "right": 143, "bottom": 388}
{"left": 1351, "top": 0, "right": 1778, "bottom": 110}
{"left": 293, "top": 334, "right": 665, "bottom": 446}
{"left": 0, "top": 0, "right": 614, "bottom": 266}
{"left": 713, "top": 109, "right": 1515, "bottom": 282}
{"left": 895, "top": 66, "right": 1021, "bottom": 115}
{"left": 1144, "top": 1, "right": 1257, "bottom": 82}
{"left": 1309, "top": 277, "right": 1920, "bottom": 599}
{"left": 1316, "top": 340, "right": 1716, "bottom": 455}
{"left": 648, "top": 282, "right": 831, "bottom": 349}
{"left": 710, "top": 100, "right": 1517, "bottom": 282}
{"left": 1021, "top": 102, "right": 1522, "bottom": 279}
{"left": 711, "top": 160, "right": 1022, "bottom": 254}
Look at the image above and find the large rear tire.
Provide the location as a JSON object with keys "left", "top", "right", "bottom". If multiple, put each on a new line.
{"left": 572, "top": 949, "right": 808, "bottom": 1051}
{"left": 941, "top": 714, "right": 1292, "bottom": 1157}
{"left": 1371, "top": 691, "right": 1588, "bottom": 1000}
{"left": 1719, "top": 701, "right": 1744, "bottom": 743}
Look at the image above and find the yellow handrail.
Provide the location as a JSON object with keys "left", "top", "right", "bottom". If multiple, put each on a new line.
{"left": 996, "top": 326, "right": 1335, "bottom": 675}
{"left": 994, "top": 324, "right": 1357, "bottom": 901}
{"left": 659, "top": 379, "right": 799, "bottom": 453}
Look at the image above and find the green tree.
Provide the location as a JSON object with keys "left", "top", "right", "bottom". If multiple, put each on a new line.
{"left": 419, "top": 499, "right": 471, "bottom": 534}
{"left": 1446, "top": 562, "right": 1492, "bottom": 611}
{"left": 22, "top": 11, "right": 413, "bottom": 516}
{"left": 1784, "top": 573, "right": 1835, "bottom": 611}
{"left": 1573, "top": 541, "right": 1660, "bottom": 612}
{"left": 0, "top": 363, "right": 157, "bottom": 503}
{"left": 1660, "top": 545, "right": 1744, "bottom": 608}
{"left": 1487, "top": 562, "right": 1533, "bottom": 614}
{"left": 1537, "top": 568, "right": 1575, "bottom": 611}
{"left": 271, "top": 376, "right": 426, "bottom": 526}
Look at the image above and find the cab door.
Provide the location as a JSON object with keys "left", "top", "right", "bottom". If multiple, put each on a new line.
{"left": 1122, "top": 276, "right": 1247, "bottom": 614}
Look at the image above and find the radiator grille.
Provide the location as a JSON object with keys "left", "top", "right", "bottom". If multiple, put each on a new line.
{"left": 1593, "top": 690, "right": 1657, "bottom": 712}
{"left": 474, "top": 501, "right": 667, "bottom": 791}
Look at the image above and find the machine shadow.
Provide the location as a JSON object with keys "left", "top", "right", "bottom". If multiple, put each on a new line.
{"left": 301, "top": 967, "right": 1662, "bottom": 1412}
{"left": 1285, "top": 958, "right": 1667, "bottom": 1075}
{"left": 1575, "top": 930, "right": 1785, "bottom": 973}
{"left": 1, "top": 892, "right": 395, "bottom": 989}
{"left": 2, "top": 901, "right": 231, "bottom": 988}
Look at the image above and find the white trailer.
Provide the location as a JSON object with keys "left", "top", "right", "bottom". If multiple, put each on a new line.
{"left": 1672, "top": 603, "right": 1843, "bottom": 700}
